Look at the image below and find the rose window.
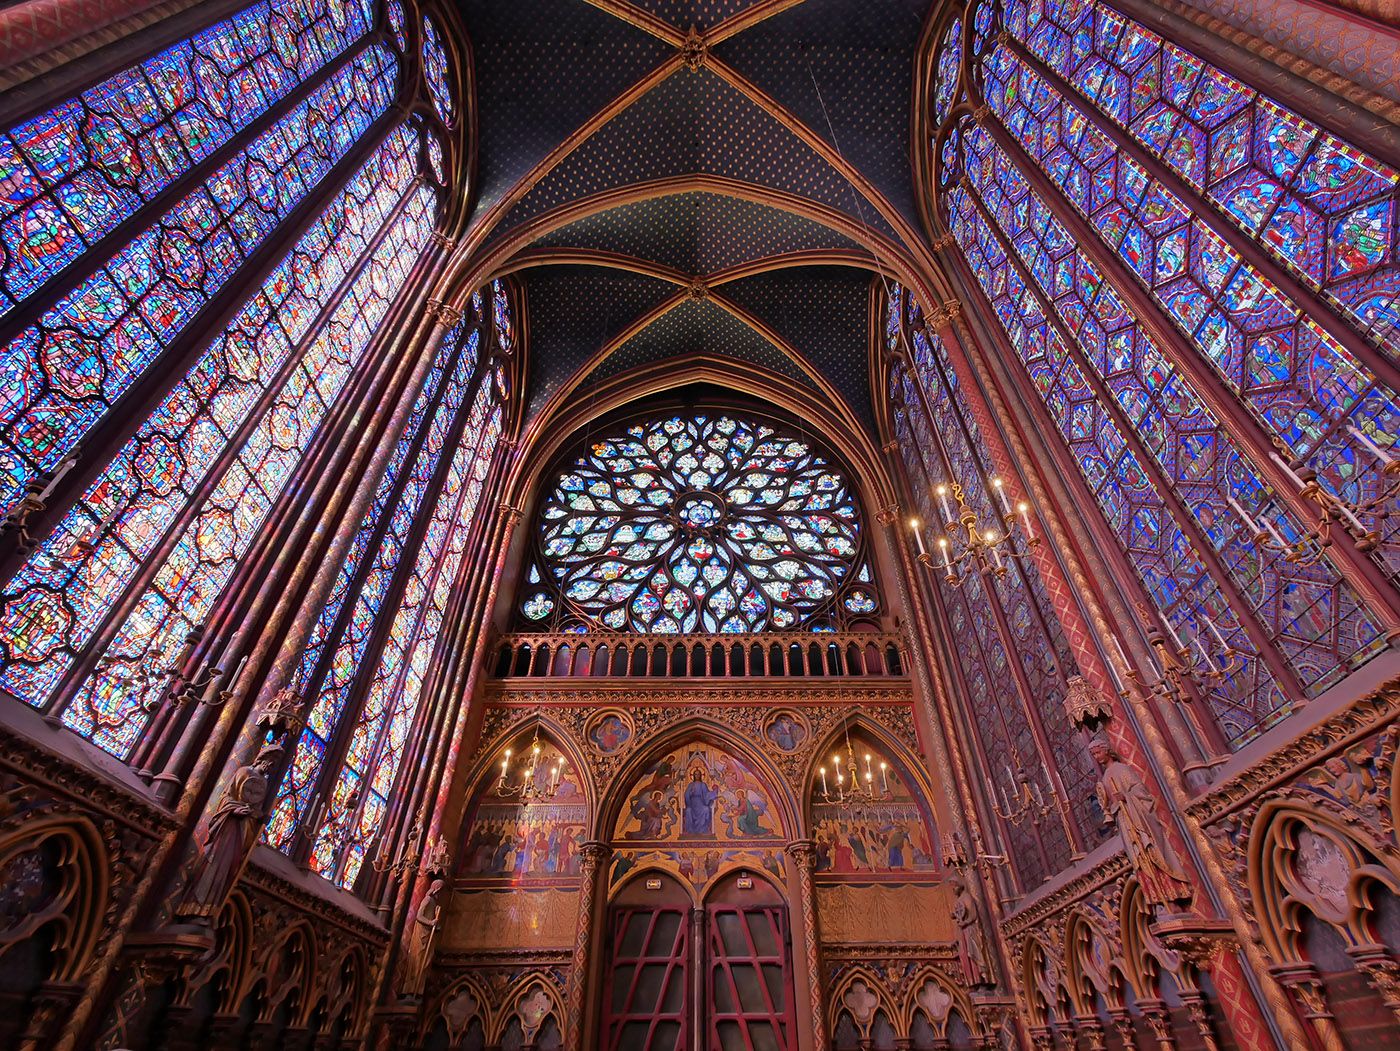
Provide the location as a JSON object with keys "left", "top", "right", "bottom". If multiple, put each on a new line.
{"left": 521, "top": 413, "right": 880, "bottom": 633}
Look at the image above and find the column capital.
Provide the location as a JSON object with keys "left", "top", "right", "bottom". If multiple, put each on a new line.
{"left": 784, "top": 839, "right": 818, "bottom": 868}
{"left": 579, "top": 839, "right": 614, "bottom": 864}
{"left": 426, "top": 297, "right": 464, "bottom": 327}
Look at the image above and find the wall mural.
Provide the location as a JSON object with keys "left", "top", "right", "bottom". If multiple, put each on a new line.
{"left": 810, "top": 732, "right": 940, "bottom": 882}
{"left": 609, "top": 741, "right": 788, "bottom": 892}
{"left": 459, "top": 743, "right": 588, "bottom": 883}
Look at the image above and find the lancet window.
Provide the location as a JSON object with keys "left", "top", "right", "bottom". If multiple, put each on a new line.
{"left": 927, "top": 0, "right": 1397, "bottom": 747}
{"left": 886, "top": 286, "right": 1101, "bottom": 887}
{"left": 0, "top": 0, "right": 456, "bottom": 761}
{"left": 519, "top": 412, "right": 882, "bottom": 634}
{"left": 266, "top": 288, "right": 512, "bottom": 890}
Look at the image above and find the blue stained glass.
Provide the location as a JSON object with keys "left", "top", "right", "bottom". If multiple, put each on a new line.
{"left": 0, "top": 125, "right": 425, "bottom": 749}
{"left": 1004, "top": 0, "right": 1400, "bottom": 359}
{"left": 24, "top": 177, "right": 437, "bottom": 757}
{"left": 0, "top": 0, "right": 375, "bottom": 315}
{"left": 981, "top": 43, "right": 1400, "bottom": 576}
{"left": 265, "top": 319, "right": 482, "bottom": 851}
{"left": 421, "top": 16, "right": 454, "bottom": 125}
{"left": 946, "top": 121, "right": 1386, "bottom": 742}
{"left": 933, "top": 18, "right": 964, "bottom": 128}
{"left": 0, "top": 44, "right": 399, "bottom": 515}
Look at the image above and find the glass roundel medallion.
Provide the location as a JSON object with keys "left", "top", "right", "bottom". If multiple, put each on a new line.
{"left": 530, "top": 413, "right": 868, "bottom": 633}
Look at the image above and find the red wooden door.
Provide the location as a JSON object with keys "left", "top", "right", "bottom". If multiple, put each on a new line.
{"left": 600, "top": 873, "right": 691, "bottom": 1051}
{"left": 705, "top": 873, "right": 797, "bottom": 1051}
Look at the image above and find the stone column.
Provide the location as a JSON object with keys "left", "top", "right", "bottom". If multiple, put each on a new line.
{"left": 1271, "top": 962, "right": 1344, "bottom": 1051}
{"left": 1347, "top": 943, "right": 1400, "bottom": 1029}
{"left": 564, "top": 840, "right": 611, "bottom": 1051}
{"left": 785, "top": 839, "right": 827, "bottom": 1051}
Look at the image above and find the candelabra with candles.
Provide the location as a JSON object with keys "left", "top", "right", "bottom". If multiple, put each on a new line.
{"left": 1228, "top": 438, "right": 1398, "bottom": 563}
{"left": 986, "top": 760, "right": 1055, "bottom": 827}
{"left": 1101, "top": 606, "right": 1246, "bottom": 707}
{"left": 496, "top": 726, "right": 566, "bottom": 803}
{"left": 909, "top": 477, "right": 1038, "bottom": 587}
{"left": 0, "top": 449, "right": 81, "bottom": 553}
{"left": 371, "top": 819, "right": 423, "bottom": 879}
{"left": 817, "top": 748, "right": 889, "bottom": 808}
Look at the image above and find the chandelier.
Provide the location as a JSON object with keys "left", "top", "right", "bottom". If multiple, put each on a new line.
{"left": 908, "top": 477, "right": 1037, "bottom": 586}
{"left": 495, "top": 725, "right": 565, "bottom": 803}
{"left": 817, "top": 717, "right": 888, "bottom": 812}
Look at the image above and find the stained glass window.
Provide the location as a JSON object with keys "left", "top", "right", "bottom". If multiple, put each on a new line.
{"left": 310, "top": 376, "right": 507, "bottom": 888}
{"left": 979, "top": 38, "right": 1400, "bottom": 576}
{"left": 265, "top": 315, "right": 484, "bottom": 852}
{"left": 421, "top": 15, "right": 454, "bottom": 125}
{"left": 1000, "top": 0, "right": 1399, "bottom": 355}
{"left": 926, "top": 0, "right": 1395, "bottom": 744}
{"left": 0, "top": 0, "right": 375, "bottom": 318}
{"left": 0, "top": 125, "right": 425, "bottom": 751}
{"left": 932, "top": 18, "right": 963, "bottom": 128}
{"left": 887, "top": 287, "right": 1099, "bottom": 884}
{"left": 0, "top": 42, "right": 399, "bottom": 514}
{"left": 527, "top": 413, "right": 876, "bottom": 634}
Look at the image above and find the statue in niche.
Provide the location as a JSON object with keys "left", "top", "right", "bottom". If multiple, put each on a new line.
{"left": 178, "top": 746, "right": 278, "bottom": 923}
{"left": 1089, "top": 738, "right": 1192, "bottom": 912}
{"left": 950, "top": 873, "right": 995, "bottom": 986}
{"left": 401, "top": 878, "right": 445, "bottom": 998}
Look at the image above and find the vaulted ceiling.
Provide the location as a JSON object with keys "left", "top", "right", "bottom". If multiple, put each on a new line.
{"left": 448, "top": 0, "right": 938, "bottom": 439}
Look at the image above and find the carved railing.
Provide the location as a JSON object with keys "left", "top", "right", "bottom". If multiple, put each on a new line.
{"left": 491, "top": 631, "right": 910, "bottom": 679}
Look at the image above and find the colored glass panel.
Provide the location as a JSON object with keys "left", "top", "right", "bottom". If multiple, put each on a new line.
{"left": 982, "top": 43, "right": 1400, "bottom": 575}
{"left": 0, "top": 127, "right": 423, "bottom": 744}
{"left": 311, "top": 382, "right": 505, "bottom": 887}
{"left": 421, "top": 16, "right": 454, "bottom": 125}
{"left": 947, "top": 121, "right": 1387, "bottom": 741}
{"left": 533, "top": 414, "right": 866, "bottom": 633}
{"left": 1003, "top": 0, "right": 1400, "bottom": 358}
{"left": 0, "top": 44, "right": 398, "bottom": 515}
{"left": 0, "top": 0, "right": 374, "bottom": 316}
{"left": 933, "top": 18, "right": 963, "bottom": 128}
{"left": 264, "top": 319, "right": 482, "bottom": 850}
{"left": 39, "top": 180, "right": 436, "bottom": 756}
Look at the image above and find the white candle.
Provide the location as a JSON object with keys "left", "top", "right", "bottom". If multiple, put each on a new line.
{"left": 1018, "top": 501, "right": 1033, "bottom": 540}
{"left": 936, "top": 484, "right": 955, "bottom": 523}
{"left": 938, "top": 537, "right": 952, "bottom": 571}
{"left": 910, "top": 520, "right": 927, "bottom": 556}
{"left": 992, "top": 477, "right": 1013, "bottom": 515}
{"left": 36, "top": 454, "right": 77, "bottom": 503}
{"left": 864, "top": 753, "right": 874, "bottom": 780}
{"left": 1261, "top": 517, "right": 1290, "bottom": 551}
{"left": 1205, "top": 617, "right": 1228, "bottom": 650}
{"left": 1271, "top": 452, "right": 1306, "bottom": 489}
{"left": 1226, "top": 494, "right": 1258, "bottom": 533}
{"left": 880, "top": 762, "right": 889, "bottom": 793}
{"left": 1159, "top": 612, "right": 1184, "bottom": 649}
{"left": 1333, "top": 501, "right": 1368, "bottom": 535}
{"left": 987, "top": 531, "right": 1004, "bottom": 570}
{"left": 1194, "top": 633, "right": 1212, "bottom": 664}
{"left": 819, "top": 767, "right": 828, "bottom": 796}
{"left": 1348, "top": 424, "right": 1394, "bottom": 467}
{"left": 231, "top": 654, "right": 248, "bottom": 681}
{"left": 1105, "top": 655, "right": 1125, "bottom": 692}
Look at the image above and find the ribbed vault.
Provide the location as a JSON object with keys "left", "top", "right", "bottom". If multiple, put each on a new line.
{"left": 444, "top": 0, "right": 945, "bottom": 439}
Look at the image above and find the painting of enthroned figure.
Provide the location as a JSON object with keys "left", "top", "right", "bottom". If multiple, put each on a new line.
{"left": 615, "top": 742, "right": 779, "bottom": 843}
{"left": 610, "top": 740, "right": 789, "bottom": 894}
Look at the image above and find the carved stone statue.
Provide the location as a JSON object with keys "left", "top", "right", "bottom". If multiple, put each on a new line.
{"left": 950, "top": 874, "right": 995, "bottom": 986}
{"left": 1090, "top": 739, "right": 1192, "bottom": 911}
{"left": 178, "top": 749, "right": 276, "bottom": 923}
{"left": 402, "top": 878, "right": 445, "bottom": 998}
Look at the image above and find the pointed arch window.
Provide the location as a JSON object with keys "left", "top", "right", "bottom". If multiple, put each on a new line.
{"left": 261, "top": 282, "right": 514, "bottom": 890}
{"left": 928, "top": 0, "right": 1394, "bottom": 745}
{"left": 886, "top": 287, "right": 1100, "bottom": 886}
{"left": 0, "top": 0, "right": 457, "bottom": 759}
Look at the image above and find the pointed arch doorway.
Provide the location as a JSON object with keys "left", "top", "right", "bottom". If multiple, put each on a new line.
{"left": 600, "top": 868, "right": 798, "bottom": 1051}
